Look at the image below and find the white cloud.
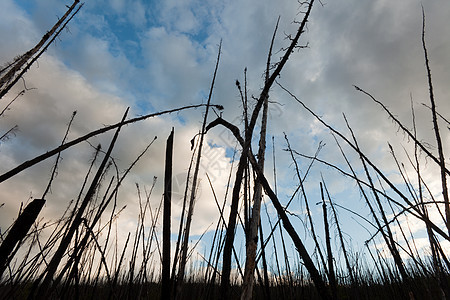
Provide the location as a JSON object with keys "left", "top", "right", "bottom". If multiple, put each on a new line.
{"left": 127, "top": 0, "right": 147, "bottom": 27}
{"left": 0, "top": 0, "right": 38, "bottom": 61}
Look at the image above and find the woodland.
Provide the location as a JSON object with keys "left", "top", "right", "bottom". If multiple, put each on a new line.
{"left": 0, "top": 0, "right": 449, "bottom": 299}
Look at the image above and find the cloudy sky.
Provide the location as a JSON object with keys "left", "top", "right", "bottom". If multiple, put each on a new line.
{"left": 1, "top": 0, "right": 449, "bottom": 271}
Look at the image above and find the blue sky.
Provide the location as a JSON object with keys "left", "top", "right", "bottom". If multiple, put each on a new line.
{"left": 1, "top": 0, "right": 450, "bottom": 276}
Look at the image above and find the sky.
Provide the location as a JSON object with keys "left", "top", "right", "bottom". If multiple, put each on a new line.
{"left": 1, "top": 0, "right": 450, "bottom": 275}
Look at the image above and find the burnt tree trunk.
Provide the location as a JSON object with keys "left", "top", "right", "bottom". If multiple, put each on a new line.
{"left": 0, "top": 198, "right": 46, "bottom": 278}
{"left": 162, "top": 128, "right": 174, "bottom": 300}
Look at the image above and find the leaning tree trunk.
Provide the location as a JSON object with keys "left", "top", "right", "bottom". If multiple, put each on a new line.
{"left": 0, "top": 0, "right": 82, "bottom": 100}
{"left": 0, "top": 198, "right": 46, "bottom": 278}
{"left": 28, "top": 109, "right": 128, "bottom": 300}
{"left": 220, "top": 2, "right": 316, "bottom": 298}
{"left": 206, "top": 116, "right": 331, "bottom": 300}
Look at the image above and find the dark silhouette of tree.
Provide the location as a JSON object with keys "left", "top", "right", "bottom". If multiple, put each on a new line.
{"left": 0, "top": 0, "right": 83, "bottom": 100}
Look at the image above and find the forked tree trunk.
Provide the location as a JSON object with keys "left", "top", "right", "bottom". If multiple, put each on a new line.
{"left": 220, "top": 2, "right": 316, "bottom": 298}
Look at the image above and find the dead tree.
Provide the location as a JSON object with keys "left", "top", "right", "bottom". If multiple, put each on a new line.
{"left": 218, "top": 1, "right": 318, "bottom": 299}
{"left": 0, "top": 198, "right": 46, "bottom": 278}
{"left": 0, "top": 0, "right": 83, "bottom": 100}
{"left": 162, "top": 128, "right": 174, "bottom": 300}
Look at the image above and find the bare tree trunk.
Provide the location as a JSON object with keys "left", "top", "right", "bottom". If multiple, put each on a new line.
{"left": 28, "top": 109, "right": 129, "bottom": 300}
{"left": 344, "top": 117, "right": 412, "bottom": 291}
{"left": 221, "top": 3, "right": 316, "bottom": 298}
{"left": 285, "top": 134, "right": 328, "bottom": 277}
{"left": 240, "top": 69, "right": 269, "bottom": 300}
{"left": 280, "top": 82, "right": 450, "bottom": 242}
{"left": 206, "top": 117, "right": 331, "bottom": 300}
{"left": 0, "top": 198, "right": 46, "bottom": 278}
{"left": 162, "top": 128, "right": 174, "bottom": 300}
{"left": 258, "top": 222, "right": 272, "bottom": 300}
{"left": 175, "top": 42, "right": 221, "bottom": 299}
{"left": 0, "top": 0, "right": 82, "bottom": 100}
{"left": 0, "top": 103, "right": 221, "bottom": 184}
{"left": 421, "top": 8, "right": 450, "bottom": 236}
{"left": 325, "top": 182, "right": 359, "bottom": 299}
{"left": 240, "top": 15, "right": 279, "bottom": 300}
{"left": 250, "top": 149, "right": 330, "bottom": 300}
{"left": 321, "top": 183, "right": 337, "bottom": 300}
{"left": 412, "top": 97, "right": 449, "bottom": 300}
